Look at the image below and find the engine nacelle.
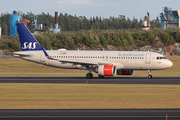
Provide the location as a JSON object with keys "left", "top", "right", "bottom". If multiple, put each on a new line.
{"left": 97, "top": 65, "right": 116, "bottom": 76}
{"left": 117, "top": 70, "right": 134, "bottom": 75}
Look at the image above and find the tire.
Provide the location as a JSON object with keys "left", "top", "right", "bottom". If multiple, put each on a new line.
{"left": 86, "top": 73, "right": 93, "bottom": 79}
{"left": 148, "top": 75, "right": 152, "bottom": 79}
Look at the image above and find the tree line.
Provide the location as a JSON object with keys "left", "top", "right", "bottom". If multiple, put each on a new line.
{"left": 0, "top": 12, "right": 160, "bottom": 36}
{"left": 0, "top": 28, "right": 179, "bottom": 52}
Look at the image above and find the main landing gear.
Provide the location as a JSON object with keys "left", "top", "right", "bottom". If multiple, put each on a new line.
{"left": 86, "top": 73, "right": 93, "bottom": 79}
{"left": 86, "top": 68, "right": 93, "bottom": 79}
{"left": 148, "top": 70, "right": 152, "bottom": 79}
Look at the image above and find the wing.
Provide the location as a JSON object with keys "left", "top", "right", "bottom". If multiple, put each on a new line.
{"left": 42, "top": 48, "right": 123, "bottom": 68}
{"left": 50, "top": 58, "right": 113, "bottom": 66}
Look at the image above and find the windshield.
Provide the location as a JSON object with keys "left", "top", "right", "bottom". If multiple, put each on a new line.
{"left": 156, "top": 56, "right": 166, "bottom": 60}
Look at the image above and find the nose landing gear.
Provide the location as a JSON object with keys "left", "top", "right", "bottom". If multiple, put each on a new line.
{"left": 148, "top": 70, "right": 152, "bottom": 79}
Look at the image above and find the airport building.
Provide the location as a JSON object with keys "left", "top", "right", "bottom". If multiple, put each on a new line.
{"left": 10, "top": 10, "right": 60, "bottom": 35}
{"left": 160, "top": 6, "right": 180, "bottom": 30}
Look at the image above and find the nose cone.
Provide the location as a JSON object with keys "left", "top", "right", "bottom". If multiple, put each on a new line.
{"left": 167, "top": 60, "right": 173, "bottom": 68}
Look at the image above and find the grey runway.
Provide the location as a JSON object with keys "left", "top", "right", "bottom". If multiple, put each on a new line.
{"left": 0, "top": 77, "right": 180, "bottom": 84}
{"left": 0, "top": 109, "right": 180, "bottom": 120}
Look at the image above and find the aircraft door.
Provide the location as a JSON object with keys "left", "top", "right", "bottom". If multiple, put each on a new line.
{"left": 106, "top": 55, "right": 108, "bottom": 61}
{"left": 102, "top": 55, "right": 105, "bottom": 61}
{"left": 40, "top": 52, "right": 45, "bottom": 62}
{"left": 102, "top": 55, "right": 108, "bottom": 61}
{"left": 145, "top": 53, "right": 151, "bottom": 64}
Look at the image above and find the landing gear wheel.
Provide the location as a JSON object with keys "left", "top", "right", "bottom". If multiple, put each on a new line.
{"left": 98, "top": 75, "right": 104, "bottom": 78}
{"left": 148, "top": 70, "right": 152, "bottom": 79}
{"left": 86, "top": 73, "right": 93, "bottom": 79}
{"left": 148, "top": 75, "right": 152, "bottom": 79}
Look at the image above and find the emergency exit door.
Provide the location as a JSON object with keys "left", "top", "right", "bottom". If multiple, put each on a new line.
{"left": 145, "top": 53, "right": 151, "bottom": 64}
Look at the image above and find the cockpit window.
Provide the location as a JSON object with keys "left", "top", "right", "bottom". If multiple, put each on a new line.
{"left": 156, "top": 56, "right": 166, "bottom": 60}
{"left": 162, "top": 57, "right": 166, "bottom": 59}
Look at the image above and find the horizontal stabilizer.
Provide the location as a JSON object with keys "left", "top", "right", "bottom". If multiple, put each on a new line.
{"left": 13, "top": 53, "right": 31, "bottom": 57}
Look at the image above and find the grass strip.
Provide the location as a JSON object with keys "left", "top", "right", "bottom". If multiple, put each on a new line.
{"left": 0, "top": 83, "right": 179, "bottom": 109}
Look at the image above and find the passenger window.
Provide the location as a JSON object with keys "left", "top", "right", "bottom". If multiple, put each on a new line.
{"left": 157, "top": 57, "right": 159, "bottom": 60}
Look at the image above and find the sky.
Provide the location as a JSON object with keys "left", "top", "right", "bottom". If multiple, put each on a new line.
{"left": 0, "top": 0, "right": 180, "bottom": 20}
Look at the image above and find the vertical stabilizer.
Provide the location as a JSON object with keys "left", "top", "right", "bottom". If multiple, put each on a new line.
{"left": 17, "top": 23, "right": 43, "bottom": 51}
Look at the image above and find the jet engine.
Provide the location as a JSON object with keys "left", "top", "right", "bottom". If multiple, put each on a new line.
{"left": 97, "top": 65, "right": 116, "bottom": 76}
{"left": 117, "top": 70, "right": 134, "bottom": 75}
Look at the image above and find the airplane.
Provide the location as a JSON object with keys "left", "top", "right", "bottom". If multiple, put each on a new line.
{"left": 13, "top": 23, "right": 173, "bottom": 79}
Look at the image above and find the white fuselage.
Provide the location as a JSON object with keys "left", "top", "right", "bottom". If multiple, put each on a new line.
{"left": 13, "top": 50, "right": 173, "bottom": 70}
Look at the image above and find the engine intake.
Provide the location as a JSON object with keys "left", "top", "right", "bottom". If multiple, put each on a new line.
{"left": 97, "top": 65, "right": 116, "bottom": 76}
